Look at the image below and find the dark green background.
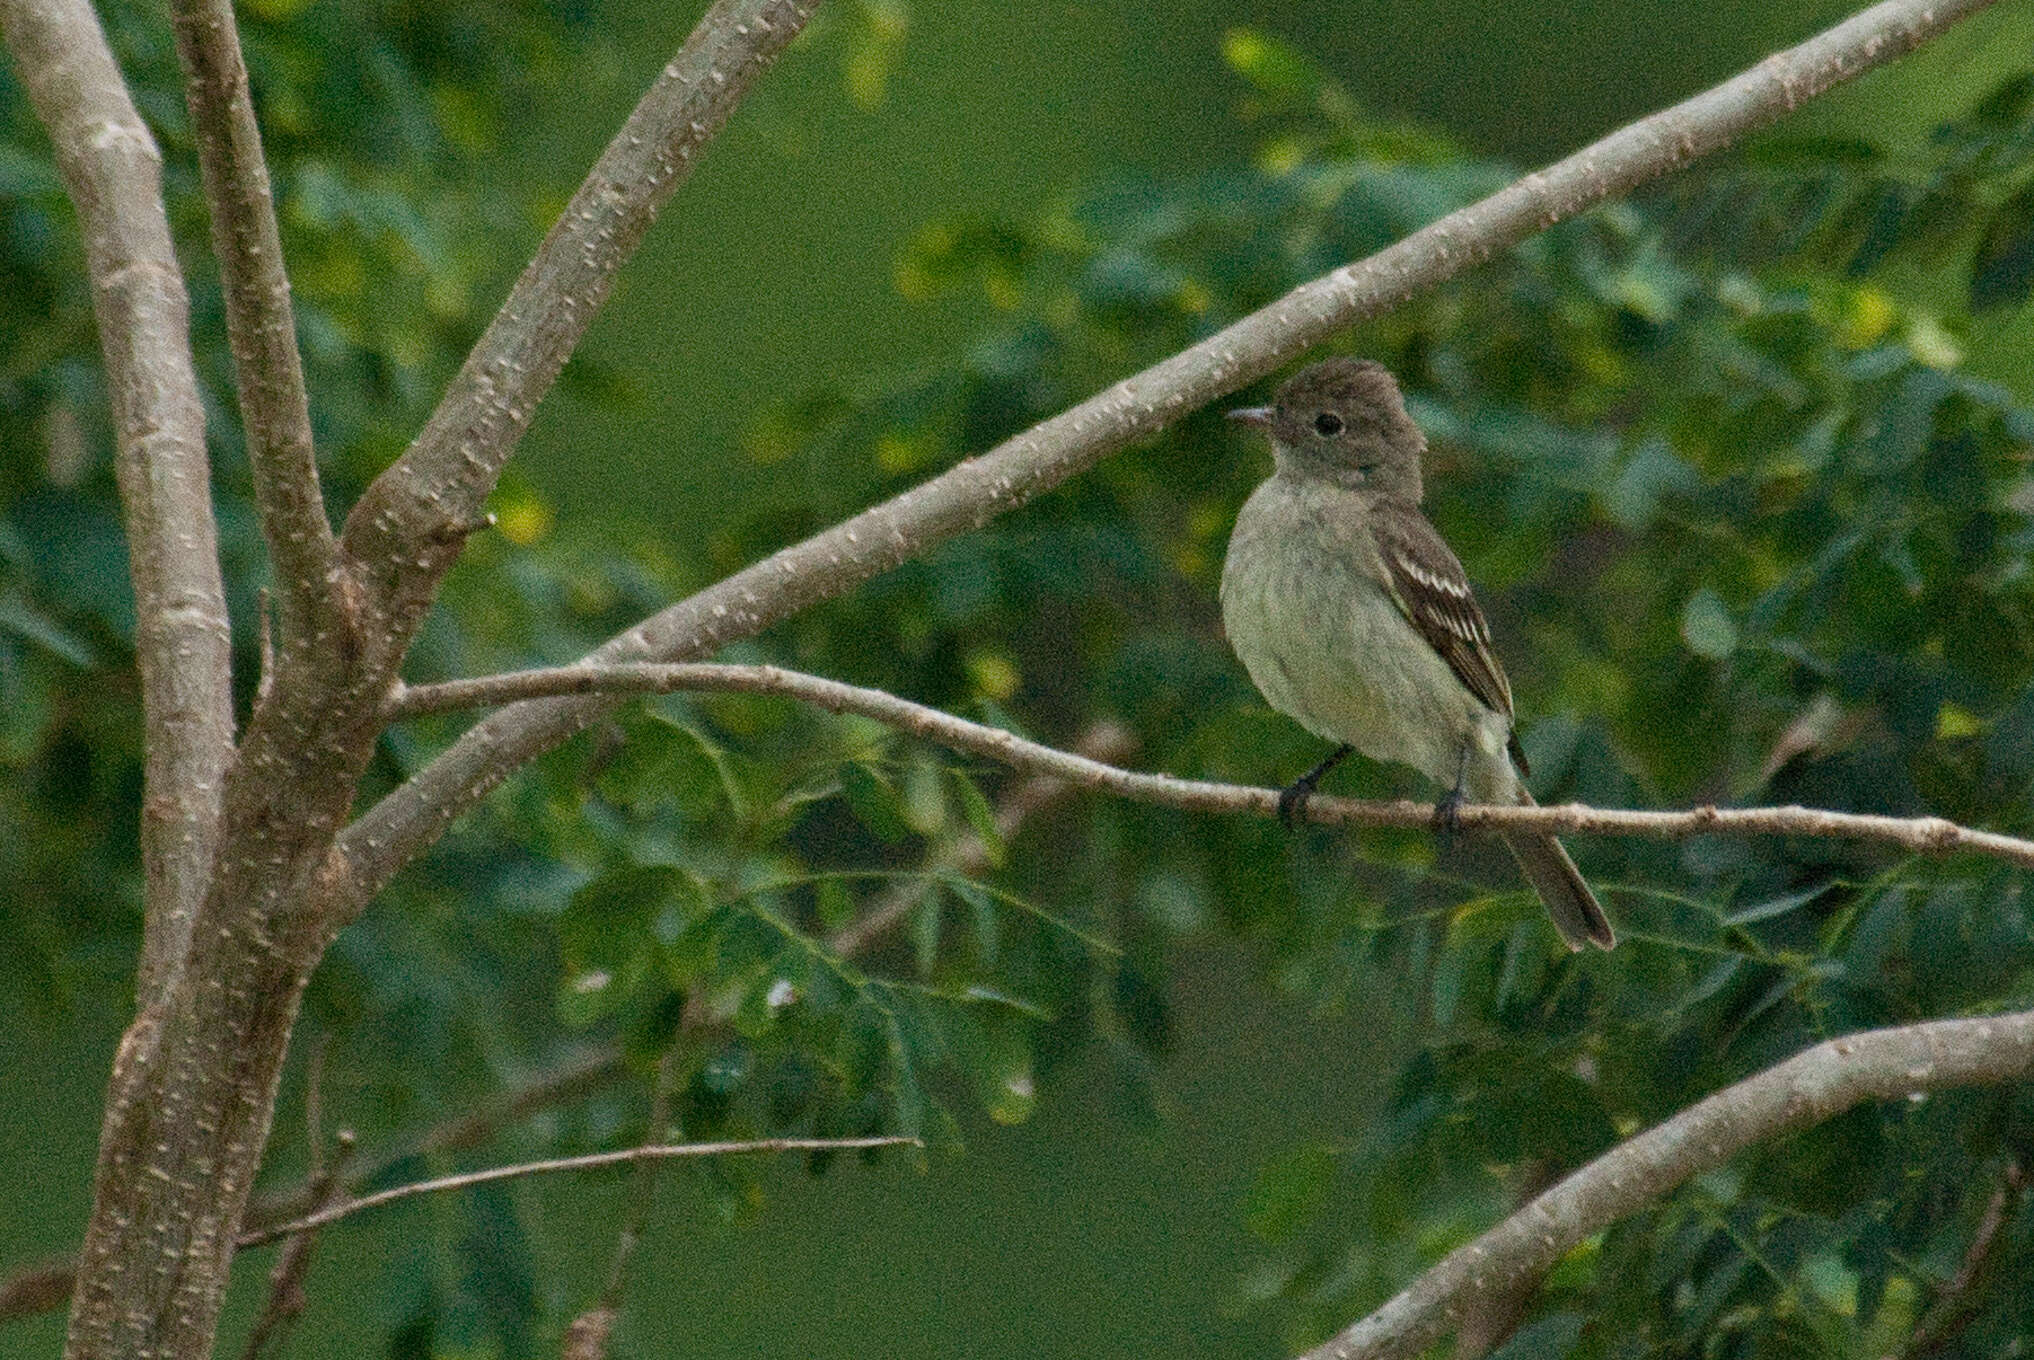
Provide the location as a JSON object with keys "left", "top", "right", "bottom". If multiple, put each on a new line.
{"left": 5, "top": 1, "right": 2033, "bottom": 1356}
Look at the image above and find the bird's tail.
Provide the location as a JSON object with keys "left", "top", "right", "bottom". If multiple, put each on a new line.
{"left": 1500, "top": 790, "right": 1614, "bottom": 951}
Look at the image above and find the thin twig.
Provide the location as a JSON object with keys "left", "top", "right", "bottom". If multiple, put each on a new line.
{"left": 387, "top": 662, "right": 2034, "bottom": 872}
{"left": 1901, "top": 1159, "right": 2026, "bottom": 1360}
{"left": 334, "top": 0, "right": 2002, "bottom": 925}
{"left": 237, "top": 1136, "right": 917, "bottom": 1249}
{"left": 0, "top": 0, "right": 235, "bottom": 1010}
{"left": 561, "top": 1049, "right": 689, "bottom": 1360}
{"left": 166, "top": 0, "right": 338, "bottom": 651}
{"left": 237, "top": 1131, "right": 355, "bottom": 1360}
{"left": 0, "top": 898, "right": 951, "bottom": 1330}
{"left": 1294, "top": 1010, "right": 2034, "bottom": 1360}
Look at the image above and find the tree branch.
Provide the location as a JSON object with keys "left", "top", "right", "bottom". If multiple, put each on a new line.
{"left": 337, "top": 0, "right": 823, "bottom": 642}
{"left": 167, "top": 0, "right": 338, "bottom": 654}
{"left": 1295, "top": 1010, "right": 2034, "bottom": 1360}
{"left": 0, "top": 0, "right": 235, "bottom": 1010}
{"left": 561, "top": 1049, "right": 687, "bottom": 1360}
{"left": 236, "top": 1136, "right": 917, "bottom": 1249}
{"left": 386, "top": 662, "right": 2034, "bottom": 872}
{"left": 0, "top": 842, "right": 963, "bottom": 1335}
{"left": 55, "top": 7, "right": 830, "bottom": 1356}
{"left": 333, "top": 0, "right": 2000, "bottom": 922}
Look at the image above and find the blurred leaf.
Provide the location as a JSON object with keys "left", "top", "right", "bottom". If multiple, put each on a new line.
{"left": 1487, "top": 1313, "right": 1587, "bottom": 1360}
{"left": 558, "top": 865, "right": 683, "bottom": 973}
{"left": 841, "top": 760, "right": 910, "bottom": 843}
{"left": 1244, "top": 1140, "right": 1336, "bottom": 1243}
{"left": 1970, "top": 187, "right": 2034, "bottom": 310}
{"left": 950, "top": 770, "right": 1008, "bottom": 867}
{"left": 971, "top": 1018, "right": 1037, "bottom": 1125}
{"left": 0, "top": 595, "right": 96, "bottom": 667}
{"left": 1681, "top": 587, "right": 1738, "bottom": 660}
{"left": 1221, "top": 29, "right": 1324, "bottom": 101}
{"left": 911, "top": 893, "right": 942, "bottom": 974}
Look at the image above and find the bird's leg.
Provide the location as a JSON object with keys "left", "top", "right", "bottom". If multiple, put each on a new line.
{"left": 1432, "top": 743, "right": 1472, "bottom": 844}
{"left": 1279, "top": 744, "right": 1354, "bottom": 828}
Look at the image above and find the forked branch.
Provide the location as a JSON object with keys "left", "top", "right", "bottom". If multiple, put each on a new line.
{"left": 338, "top": 0, "right": 823, "bottom": 635}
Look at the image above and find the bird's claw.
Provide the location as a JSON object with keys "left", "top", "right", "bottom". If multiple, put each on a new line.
{"left": 1431, "top": 786, "right": 1466, "bottom": 842}
{"left": 1277, "top": 780, "right": 1315, "bottom": 828}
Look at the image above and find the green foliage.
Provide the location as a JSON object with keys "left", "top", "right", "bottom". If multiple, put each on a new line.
{"left": 9, "top": 6, "right": 2034, "bottom": 1356}
{"left": 724, "top": 43, "right": 2034, "bottom": 1358}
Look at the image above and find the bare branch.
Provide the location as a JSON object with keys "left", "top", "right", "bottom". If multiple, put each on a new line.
{"left": 562, "top": 1307, "right": 618, "bottom": 1360}
{"left": 1294, "top": 1010, "right": 2034, "bottom": 1360}
{"left": 387, "top": 662, "right": 2034, "bottom": 872}
{"left": 167, "top": 0, "right": 338, "bottom": 652}
{"left": 56, "top": 7, "right": 831, "bottom": 1352}
{"left": 0, "top": 1262, "right": 72, "bottom": 1326}
{"left": 335, "top": 0, "right": 2001, "bottom": 920}
{"left": 237, "top": 1136, "right": 918, "bottom": 1249}
{"left": 0, "top": 0, "right": 234, "bottom": 1009}
{"left": 564, "top": 1050, "right": 688, "bottom": 1360}
{"left": 338, "top": 0, "right": 823, "bottom": 636}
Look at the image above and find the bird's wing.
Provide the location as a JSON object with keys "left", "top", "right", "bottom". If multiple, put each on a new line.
{"left": 1369, "top": 499, "right": 1520, "bottom": 743}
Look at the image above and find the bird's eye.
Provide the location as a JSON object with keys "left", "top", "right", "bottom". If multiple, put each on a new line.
{"left": 1313, "top": 412, "right": 1344, "bottom": 436}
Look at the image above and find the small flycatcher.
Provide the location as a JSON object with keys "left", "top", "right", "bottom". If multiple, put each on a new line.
{"left": 1220, "top": 358, "right": 1614, "bottom": 951}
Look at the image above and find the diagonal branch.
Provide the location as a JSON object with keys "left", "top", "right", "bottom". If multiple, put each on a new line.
{"left": 1294, "top": 1009, "right": 2034, "bottom": 1360}
{"left": 236, "top": 1136, "right": 917, "bottom": 1249}
{"left": 387, "top": 662, "right": 2034, "bottom": 872}
{"left": 167, "top": 0, "right": 338, "bottom": 655}
{"left": 0, "top": 0, "right": 235, "bottom": 1010}
{"left": 332, "top": 0, "right": 2001, "bottom": 922}
{"left": 337, "top": 0, "right": 823, "bottom": 643}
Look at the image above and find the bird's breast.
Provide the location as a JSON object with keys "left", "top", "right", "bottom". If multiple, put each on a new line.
{"left": 1220, "top": 481, "right": 1508, "bottom": 789}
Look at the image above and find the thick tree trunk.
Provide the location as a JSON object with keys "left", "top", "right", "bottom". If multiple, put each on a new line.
{"left": 63, "top": 699, "right": 372, "bottom": 1360}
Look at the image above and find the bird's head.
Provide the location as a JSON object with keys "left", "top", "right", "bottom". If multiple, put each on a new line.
{"left": 1229, "top": 357, "right": 1425, "bottom": 501}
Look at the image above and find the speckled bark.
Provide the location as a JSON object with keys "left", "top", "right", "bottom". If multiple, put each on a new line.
{"left": 18, "top": 1, "right": 829, "bottom": 1356}
{"left": 167, "top": 0, "right": 338, "bottom": 655}
{"left": 1297, "top": 1012, "right": 2034, "bottom": 1360}
{"left": 0, "top": 0, "right": 234, "bottom": 1013}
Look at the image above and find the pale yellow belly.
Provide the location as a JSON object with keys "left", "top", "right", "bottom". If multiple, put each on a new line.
{"left": 1220, "top": 496, "right": 1514, "bottom": 797}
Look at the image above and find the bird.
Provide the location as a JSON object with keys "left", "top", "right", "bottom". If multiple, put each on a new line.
{"left": 1218, "top": 357, "right": 1615, "bottom": 950}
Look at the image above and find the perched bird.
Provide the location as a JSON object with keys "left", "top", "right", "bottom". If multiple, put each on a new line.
{"left": 1219, "top": 358, "right": 1614, "bottom": 950}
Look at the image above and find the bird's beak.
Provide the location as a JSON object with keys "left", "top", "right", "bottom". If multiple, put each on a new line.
{"left": 1226, "top": 406, "right": 1274, "bottom": 428}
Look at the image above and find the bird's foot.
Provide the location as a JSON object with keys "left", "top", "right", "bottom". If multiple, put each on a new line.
{"left": 1431, "top": 785, "right": 1466, "bottom": 846}
{"left": 1277, "top": 777, "right": 1317, "bottom": 829}
{"left": 1278, "top": 744, "right": 1354, "bottom": 829}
